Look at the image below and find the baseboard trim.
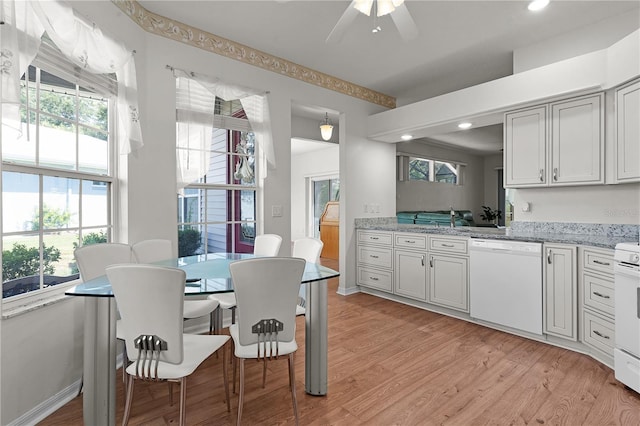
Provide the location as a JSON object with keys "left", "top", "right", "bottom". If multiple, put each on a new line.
{"left": 6, "top": 379, "right": 81, "bottom": 426}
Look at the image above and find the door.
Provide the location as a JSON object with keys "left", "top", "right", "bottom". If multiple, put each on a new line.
{"left": 429, "top": 254, "right": 468, "bottom": 312}
{"left": 504, "top": 105, "right": 547, "bottom": 187}
{"left": 312, "top": 178, "right": 339, "bottom": 238}
{"left": 544, "top": 244, "right": 577, "bottom": 340}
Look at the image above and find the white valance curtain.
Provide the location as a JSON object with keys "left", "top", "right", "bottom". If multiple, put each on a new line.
{"left": 173, "top": 67, "right": 274, "bottom": 191}
{"left": 0, "top": 0, "right": 143, "bottom": 154}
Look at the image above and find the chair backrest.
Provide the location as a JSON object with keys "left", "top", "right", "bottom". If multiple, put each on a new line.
{"left": 74, "top": 243, "right": 134, "bottom": 281}
{"left": 106, "top": 264, "right": 185, "bottom": 364}
{"left": 132, "top": 239, "right": 173, "bottom": 263}
{"left": 292, "top": 238, "right": 323, "bottom": 263}
{"left": 230, "top": 257, "right": 305, "bottom": 346}
{"left": 253, "top": 234, "right": 282, "bottom": 256}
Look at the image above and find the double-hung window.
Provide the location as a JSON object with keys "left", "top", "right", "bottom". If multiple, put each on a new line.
{"left": 176, "top": 90, "right": 258, "bottom": 256}
{"left": 2, "top": 45, "right": 115, "bottom": 301}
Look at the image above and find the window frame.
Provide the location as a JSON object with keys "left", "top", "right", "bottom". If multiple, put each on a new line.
{"left": 1, "top": 55, "right": 118, "bottom": 308}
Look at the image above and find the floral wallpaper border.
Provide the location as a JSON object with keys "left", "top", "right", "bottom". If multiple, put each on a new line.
{"left": 113, "top": 0, "right": 396, "bottom": 109}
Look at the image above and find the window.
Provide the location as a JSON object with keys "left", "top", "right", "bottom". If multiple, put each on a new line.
{"left": 408, "top": 156, "right": 460, "bottom": 184}
{"left": 2, "top": 60, "right": 114, "bottom": 300}
{"left": 176, "top": 94, "right": 258, "bottom": 256}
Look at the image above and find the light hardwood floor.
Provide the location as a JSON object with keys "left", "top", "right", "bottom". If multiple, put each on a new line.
{"left": 40, "top": 258, "right": 640, "bottom": 425}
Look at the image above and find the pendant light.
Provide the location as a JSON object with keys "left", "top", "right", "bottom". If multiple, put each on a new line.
{"left": 319, "top": 113, "right": 334, "bottom": 141}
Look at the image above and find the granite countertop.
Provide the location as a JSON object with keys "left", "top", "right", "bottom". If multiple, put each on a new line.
{"left": 356, "top": 223, "right": 639, "bottom": 250}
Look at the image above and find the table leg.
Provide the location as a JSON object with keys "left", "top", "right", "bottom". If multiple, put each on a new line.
{"left": 83, "top": 297, "right": 117, "bottom": 425}
{"left": 305, "top": 280, "right": 328, "bottom": 395}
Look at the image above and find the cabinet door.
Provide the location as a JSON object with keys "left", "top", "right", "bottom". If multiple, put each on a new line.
{"left": 616, "top": 79, "right": 640, "bottom": 182}
{"left": 504, "top": 105, "right": 547, "bottom": 187}
{"left": 394, "top": 249, "right": 427, "bottom": 301}
{"left": 429, "top": 254, "right": 468, "bottom": 312}
{"left": 550, "top": 94, "right": 604, "bottom": 185}
{"left": 544, "top": 244, "right": 577, "bottom": 340}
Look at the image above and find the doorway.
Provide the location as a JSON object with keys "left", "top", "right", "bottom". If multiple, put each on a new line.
{"left": 312, "top": 177, "right": 339, "bottom": 238}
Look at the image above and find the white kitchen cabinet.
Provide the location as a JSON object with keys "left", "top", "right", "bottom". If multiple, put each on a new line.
{"left": 394, "top": 248, "right": 428, "bottom": 301}
{"left": 429, "top": 253, "right": 468, "bottom": 312}
{"left": 550, "top": 94, "right": 604, "bottom": 185}
{"left": 504, "top": 105, "right": 547, "bottom": 187}
{"left": 504, "top": 93, "right": 604, "bottom": 188}
{"left": 615, "top": 78, "right": 640, "bottom": 183}
{"left": 544, "top": 243, "right": 577, "bottom": 340}
{"left": 356, "top": 230, "right": 394, "bottom": 294}
{"left": 579, "top": 246, "right": 615, "bottom": 362}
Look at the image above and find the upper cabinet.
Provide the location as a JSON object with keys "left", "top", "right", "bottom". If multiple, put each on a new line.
{"left": 615, "top": 78, "right": 640, "bottom": 183}
{"left": 504, "top": 93, "right": 604, "bottom": 188}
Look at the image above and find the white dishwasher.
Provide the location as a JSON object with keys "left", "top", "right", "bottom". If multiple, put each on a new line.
{"left": 469, "top": 239, "right": 543, "bottom": 335}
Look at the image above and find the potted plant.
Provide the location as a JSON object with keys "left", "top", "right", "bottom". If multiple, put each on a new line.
{"left": 480, "top": 205, "right": 502, "bottom": 225}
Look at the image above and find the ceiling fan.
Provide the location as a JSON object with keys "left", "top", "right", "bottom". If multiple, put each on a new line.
{"left": 326, "top": 0, "right": 418, "bottom": 43}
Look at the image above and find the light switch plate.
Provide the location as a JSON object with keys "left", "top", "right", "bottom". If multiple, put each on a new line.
{"left": 272, "top": 205, "right": 283, "bottom": 217}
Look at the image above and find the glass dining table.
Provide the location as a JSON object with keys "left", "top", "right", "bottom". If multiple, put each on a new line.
{"left": 66, "top": 252, "right": 339, "bottom": 426}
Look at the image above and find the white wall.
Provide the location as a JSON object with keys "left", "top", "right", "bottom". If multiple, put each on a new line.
{"left": 1, "top": 1, "right": 390, "bottom": 423}
{"left": 513, "top": 183, "right": 640, "bottom": 224}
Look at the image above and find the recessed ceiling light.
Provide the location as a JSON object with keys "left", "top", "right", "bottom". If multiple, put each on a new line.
{"left": 458, "top": 122, "right": 472, "bottom": 129}
{"left": 400, "top": 134, "right": 413, "bottom": 141}
{"left": 528, "top": 0, "right": 549, "bottom": 11}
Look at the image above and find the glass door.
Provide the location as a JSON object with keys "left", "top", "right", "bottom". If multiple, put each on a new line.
{"left": 313, "top": 178, "right": 339, "bottom": 237}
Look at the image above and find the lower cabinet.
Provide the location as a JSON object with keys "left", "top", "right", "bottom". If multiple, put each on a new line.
{"left": 394, "top": 249, "right": 427, "bottom": 301}
{"left": 428, "top": 253, "right": 468, "bottom": 312}
{"left": 544, "top": 243, "right": 577, "bottom": 340}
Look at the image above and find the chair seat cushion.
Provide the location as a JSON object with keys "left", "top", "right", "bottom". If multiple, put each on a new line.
{"left": 125, "top": 334, "right": 229, "bottom": 380}
{"left": 229, "top": 324, "right": 297, "bottom": 359}
{"left": 208, "top": 292, "right": 236, "bottom": 309}
{"left": 183, "top": 299, "right": 219, "bottom": 319}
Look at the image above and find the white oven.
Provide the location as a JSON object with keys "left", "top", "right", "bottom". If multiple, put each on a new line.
{"left": 614, "top": 241, "right": 640, "bottom": 394}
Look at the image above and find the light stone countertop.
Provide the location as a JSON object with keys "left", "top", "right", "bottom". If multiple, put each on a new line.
{"left": 355, "top": 221, "right": 640, "bottom": 250}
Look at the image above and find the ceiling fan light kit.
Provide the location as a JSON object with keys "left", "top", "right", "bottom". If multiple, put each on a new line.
{"left": 354, "top": 0, "right": 405, "bottom": 17}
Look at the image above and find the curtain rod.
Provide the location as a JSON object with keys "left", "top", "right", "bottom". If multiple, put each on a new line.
{"left": 165, "top": 64, "right": 270, "bottom": 95}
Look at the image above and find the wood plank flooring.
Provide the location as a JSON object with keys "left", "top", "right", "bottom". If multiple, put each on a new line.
{"left": 39, "top": 258, "right": 640, "bottom": 425}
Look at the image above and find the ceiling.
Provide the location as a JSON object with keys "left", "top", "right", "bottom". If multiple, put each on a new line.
{"left": 138, "top": 0, "right": 640, "bottom": 154}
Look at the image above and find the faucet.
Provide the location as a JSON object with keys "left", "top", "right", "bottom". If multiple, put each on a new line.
{"left": 450, "top": 206, "right": 456, "bottom": 228}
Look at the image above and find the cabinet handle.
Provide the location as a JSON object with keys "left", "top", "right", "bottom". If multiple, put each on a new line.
{"left": 370, "top": 237, "right": 379, "bottom": 240}
{"left": 593, "top": 260, "right": 610, "bottom": 266}
{"left": 370, "top": 255, "right": 379, "bottom": 259}
{"left": 547, "top": 249, "right": 552, "bottom": 264}
{"left": 441, "top": 243, "right": 455, "bottom": 248}
{"left": 421, "top": 255, "right": 425, "bottom": 266}
{"left": 539, "top": 169, "right": 544, "bottom": 182}
{"left": 553, "top": 168, "right": 558, "bottom": 181}
{"left": 593, "top": 330, "right": 610, "bottom": 340}
{"left": 405, "top": 240, "right": 416, "bottom": 244}
{"left": 429, "top": 256, "right": 433, "bottom": 268}
{"left": 593, "top": 291, "right": 610, "bottom": 299}
{"left": 369, "top": 277, "right": 379, "bottom": 281}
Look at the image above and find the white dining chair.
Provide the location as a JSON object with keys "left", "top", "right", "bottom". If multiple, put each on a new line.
{"left": 106, "top": 264, "right": 230, "bottom": 426}
{"left": 74, "top": 243, "right": 135, "bottom": 388}
{"left": 228, "top": 257, "right": 305, "bottom": 426}
{"left": 208, "top": 234, "right": 282, "bottom": 328}
{"left": 291, "top": 237, "right": 324, "bottom": 316}
{"left": 132, "top": 239, "right": 220, "bottom": 334}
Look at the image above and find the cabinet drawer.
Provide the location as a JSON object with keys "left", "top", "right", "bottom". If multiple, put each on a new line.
{"left": 582, "top": 310, "right": 615, "bottom": 355}
{"left": 582, "top": 248, "right": 614, "bottom": 276}
{"left": 357, "top": 245, "right": 393, "bottom": 269}
{"left": 358, "top": 230, "right": 393, "bottom": 246}
{"left": 429, "top": 236, "right": 468, "bottom": 254}
{"left": 357, "top": 266, "right": 393, "bottom": 292}
{"left": 394, "top": 233, "right": 427, "bottom": 249}
{"left": 582, "top": 272, "right": 614, "bottom": 316}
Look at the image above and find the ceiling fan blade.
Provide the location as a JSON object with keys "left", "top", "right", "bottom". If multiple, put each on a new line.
{"left": 390, "top": 3, "right": 418, "bottom": 42}
{"left": 326, "top": 1, "right": 360, "bottom": 44}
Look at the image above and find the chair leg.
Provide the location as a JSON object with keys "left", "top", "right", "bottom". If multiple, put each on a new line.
{"left": 288, "top": 353, "right": 299, "bottom": 426}
{"left": 230, "top": 306, "right": 236, "bottom": 325}
{"left": 232, "top": 351, "right": 237, "bottom": 394}
{"left": 179, "top": 377, "right": 187, "bottom": 426}
{"left": 237, "top": 358, "right": 245, "bottom": 426}
{"left": 262, "top": 357, "right": 267, "bottom": 388}
{"left": 209, "top": 310, "right": 215, "bottom": 334}
{"left": 168, "top": 381, "right": 174, "bottom": 406}
{"left": 222, "top": 342, "right": 230, "bottom": 412}
{"left": 122, "top": 375, "right": 135, "bottom": 426}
